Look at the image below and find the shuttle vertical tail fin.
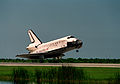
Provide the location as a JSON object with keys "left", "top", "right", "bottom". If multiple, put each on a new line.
{"left": 28, "top": 30, "right": 42, "bottom": 45}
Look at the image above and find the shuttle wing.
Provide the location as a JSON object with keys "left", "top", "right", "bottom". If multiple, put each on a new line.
{"left": 16, "top": 47, "right": 65, "bottom": 59}
{"left": 16, "top": 53, "right": 45, "bottom": 59}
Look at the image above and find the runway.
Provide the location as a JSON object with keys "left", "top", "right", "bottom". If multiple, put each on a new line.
{"left": 1, "top": 63, "right": 120, "bottom": 67}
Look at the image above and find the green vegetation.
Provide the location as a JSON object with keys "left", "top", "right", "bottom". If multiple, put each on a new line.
{"left": 0, "top": 66, "right": 120, "bottom": 81}
{"left": 13, "top": 68, "right": 30, "bottom": 84}
{"left": 1, "top": 58, "right": 120, "bottom": 63}
{"left": 0, "top": 66, "right": 120, "bottom": 84}
{"left": 0, "top": 66, "right": 86, "bottom": 83}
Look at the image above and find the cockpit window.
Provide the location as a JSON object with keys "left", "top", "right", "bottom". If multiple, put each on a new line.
{"left": 67, "top": 36, "right": 75, "bottom": 39}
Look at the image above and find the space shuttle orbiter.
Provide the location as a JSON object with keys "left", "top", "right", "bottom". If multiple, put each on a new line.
{"left": 16, "top": 29, "right": 83, "bottom": 59}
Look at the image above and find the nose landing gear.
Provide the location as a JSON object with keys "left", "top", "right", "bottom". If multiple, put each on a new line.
{"left": 76, "top": 50, "right": 79, "bottom": 52}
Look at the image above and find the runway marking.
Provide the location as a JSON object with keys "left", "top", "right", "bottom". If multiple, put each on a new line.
{"left": 1, "top": 63, "right": 120, "bottom": 67}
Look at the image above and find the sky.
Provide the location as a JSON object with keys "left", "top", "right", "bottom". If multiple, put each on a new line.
{"left": 0, "top": 0, "right": 120, "bottom": 59}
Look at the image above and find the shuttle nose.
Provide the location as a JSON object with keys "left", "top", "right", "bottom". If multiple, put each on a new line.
{"left": 80, "top": 41, "right": 83, "bottom": 45}
{"left": 76, "top": 40, "right": 83, "bottom": 48}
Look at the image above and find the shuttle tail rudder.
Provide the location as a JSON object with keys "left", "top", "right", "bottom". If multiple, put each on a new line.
{"left": 28, "top": 29, "right": 42, "bottom": 45}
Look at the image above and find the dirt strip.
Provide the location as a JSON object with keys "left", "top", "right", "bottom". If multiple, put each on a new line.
{"left": 0, "top": 63, "right": 120, "bottom": 67}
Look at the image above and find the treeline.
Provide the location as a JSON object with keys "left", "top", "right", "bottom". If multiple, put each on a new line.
{"left": 0, "top": 58, "right": 120, "bottom": 63}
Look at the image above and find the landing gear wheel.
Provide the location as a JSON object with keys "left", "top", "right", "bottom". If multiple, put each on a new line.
{"left": 76, "top": 50, "right": 79, "bottom": 52}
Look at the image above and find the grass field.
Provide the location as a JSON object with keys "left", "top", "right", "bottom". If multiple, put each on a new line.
{"left": 0, "top": 66, "right": 120, "bottom": 81}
